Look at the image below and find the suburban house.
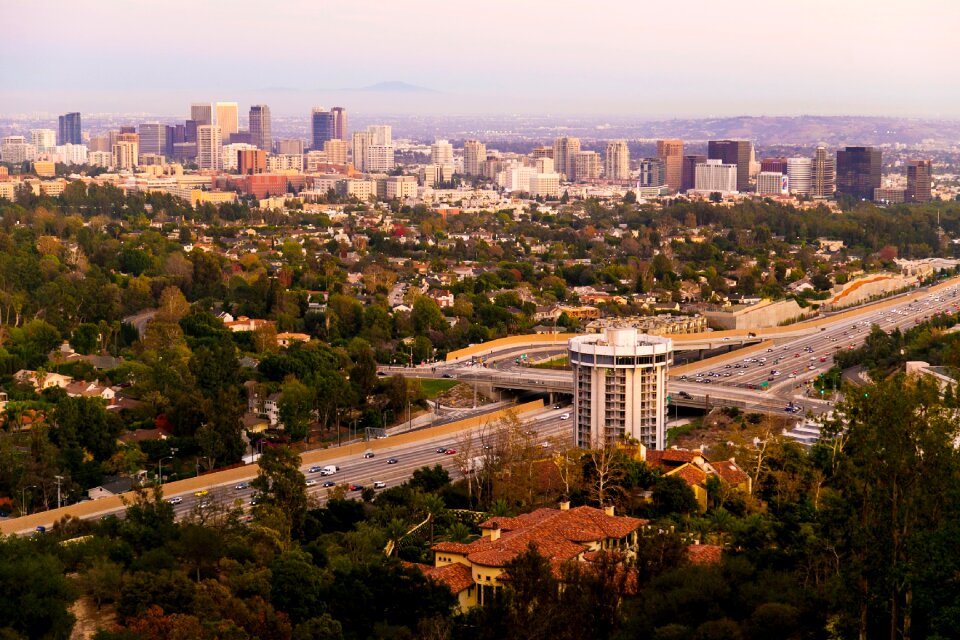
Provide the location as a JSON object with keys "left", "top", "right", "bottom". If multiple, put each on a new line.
{"left": 631, "top": 445, "right": 752, "bottom": 512}
{"left": 424, "top": 504, "right": 646, "bottom": 611}
{"left": 13, "top": 370, "right": 73, "bottom": 391}
{"left": 87, "top": 476, "right": 135, "bottom": 500}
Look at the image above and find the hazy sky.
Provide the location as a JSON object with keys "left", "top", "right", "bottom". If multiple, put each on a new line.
{"left": 2, "top": 0, "right": 958, "bottom": 117}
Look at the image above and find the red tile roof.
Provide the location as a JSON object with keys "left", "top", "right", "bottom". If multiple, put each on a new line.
{"left": 710, "top": 459, "right": 750, "bottom": 485}
{"left": 687, "top": 544, "right": 723, "bottom": 565}
{"left": 412, "top": 562, "right": 475, "bottom": 594}
{"left": 440, "top": 506, "right": 646, "bottom": 569}
{"left": 668, "top": 463, "right": 708, "bottom": 488}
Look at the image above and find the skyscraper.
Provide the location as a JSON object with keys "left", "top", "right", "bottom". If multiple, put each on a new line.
{"left": 331, "top": 107, "right": 348, "bottom": 141}
{"left": 352, "top": 126, "right": 394, "bottom": 172}
{"left": 57, "top": 112, "right": 82, "bottom": 145}
{"left": 30, "top": 129, "right": 57, "bottom": 154}
{"left": 604, "top": 140, "right": 630, "bottom": 180}
{"left": 573, "top": 151, "right": 601, "bottom": 181}
{"left": 463, "top": 140, "right": 486, "bottom": 176}
{"left": 656, "top": 139, "right": 683, "bottom": 191}
{"left": 786, "top": 157, "right": 812, "bottom": 196}
{"left": 311, "top": 107, "right": 335, "bottom": 150}
{"left": 694, "top": 159, "right": 738, "bottom": 193}
{"left": 707, "top": 140, "right": 753, "bottom": 191}
{"left": 638, "top": 158, "right": 665, "bottom": 187}
{"left": 277, "top": 139, "right": 304, "bottom": 156}
{"left": 190, "top": 103, "right": 213, "bottom": 126}
{"left": 249, "top": 105, "right": 272, "bottom": 151}
{"left": 431, "top": 139, "right": 454, "bottom": 167}
{"left": 323, "top": 140, "right": 348, "bottom": 165}
{"left": 553, "top": 137, "right": 580, "bottom": 181}
{"left": 138, "top": 122, "right": 167, "bottom": 156}
{"left": 836, "top": 146, "right": 881, "bottom": 200}
{"left": 197, "top": 125, "right": 222, "bottom": 170}
{"left": 906, "top": 160, "right": 932, "bottom": 203}
{"left": 681, "top": 155, "right": 706, "bottom": 192}
{"left": 215, "top": 102, "right": 239, "bottom": 143}
{"left": 811, "top": 146, "right": 835, "bottom": 199}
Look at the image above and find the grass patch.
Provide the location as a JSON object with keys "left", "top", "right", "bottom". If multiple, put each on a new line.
{"left": 418, "top": 378, "right": 459, "bottom": 399}
{"left": 666, "top": 419, "right": 701, "bottom": 446}
{"left": 532, "top": 355, "right": 569, "bottom": 369}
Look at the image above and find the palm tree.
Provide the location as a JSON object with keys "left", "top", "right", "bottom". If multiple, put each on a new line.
{"left": 488, "top": 498, "right": 513, "bottom": 518}
{"left": 417, "top": 493, "right": 446, "bottom": 544}
{"left": 442, "top": 522, "right": 475, "bottom": 544}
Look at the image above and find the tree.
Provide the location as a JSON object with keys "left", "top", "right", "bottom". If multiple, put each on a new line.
{"left": 271, "top": 550, "right": 328, "bottom": 625}
{"left": 252, "top": 445, "right": 308, "bottom": 539}
{"left": 653, "top": 475, "right": 698, "bottom": 516}
{"left": 583, "top": 445, "right": 628, "bottom": 508}
{"left": 294, "top": 614, "right": 343, "bottom": 640}
{"left": 409, "top": 464, "right": 450, "bottom": 494}
{"left": 81, "top": 558, "right": 123, "bottom": 610}
{"left": 481, "top": 543, "right": 560, "bottom": 640}
{"left": 279, "top": 376, "right": 315, "bottom": 442}
{"left": 155, "top": 286, "right": 190, "bottom": 324}
{"left": 0, "top": 537, "right": 77, "bottom": 640}
{"left": 412, "top": 296, "right": 444, "bottom": 333}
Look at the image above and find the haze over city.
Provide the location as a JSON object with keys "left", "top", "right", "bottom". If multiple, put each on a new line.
{"left": 2, "top": 0, "right": 959, "bottom": 117}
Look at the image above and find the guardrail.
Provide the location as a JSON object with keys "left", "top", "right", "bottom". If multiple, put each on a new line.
{"left": 0, "top": 400, "right": 546, "bottom": 536}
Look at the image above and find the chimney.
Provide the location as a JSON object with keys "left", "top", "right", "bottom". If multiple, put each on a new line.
{"left": 603, "top": 505, "right": 615, "bottom": 517}
{"left": 559, "top": 500, "right": 570, "bottom": 511}
{"left": 488, "top": 521, "right": 501, "bottom": 541}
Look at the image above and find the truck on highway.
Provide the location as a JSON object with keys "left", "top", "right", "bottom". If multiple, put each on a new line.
{"left": 320, "top": 465, "right": 339, "bottom": 476}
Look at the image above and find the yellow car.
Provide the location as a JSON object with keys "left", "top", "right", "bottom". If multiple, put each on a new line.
{"left": 193, "top": 489, "right": 209, "bottom": 497}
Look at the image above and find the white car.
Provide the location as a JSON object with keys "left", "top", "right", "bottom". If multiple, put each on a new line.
{"left": 305, "top": 479, "right": 318, "bottom": 487}
{"left": 373, "top": 481, "right": 387, "bottom": 489}
{"left": 168, "top": 496, "right": 183, "bottom": 505}
{"left": 560, "top": 413, "right": 570, "bottom": 420}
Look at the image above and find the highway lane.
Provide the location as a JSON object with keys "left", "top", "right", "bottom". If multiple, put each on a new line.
{"left": 155, "top": 405, "right": 576, "bottom": 520}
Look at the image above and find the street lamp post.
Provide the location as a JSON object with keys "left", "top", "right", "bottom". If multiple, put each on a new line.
{"left": 54, "top": 475, "right": 63, "bottom": 509}
{"left": 158, "top": 456, "right": 173, "bottom": 485}
{"left": 20, "top": 485, "right": 37, "bottom": 517}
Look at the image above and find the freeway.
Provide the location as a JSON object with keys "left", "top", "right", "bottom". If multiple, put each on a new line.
{"left": 0, "top": 403, "right": 574, "bottom": 535}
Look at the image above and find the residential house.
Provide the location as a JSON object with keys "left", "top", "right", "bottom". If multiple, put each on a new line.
{"left": 87, "top": 476, "right": 135, "bottom": 500}
{"left": 424, "top": 504, "right": 645, "bottom": 611}
{"left": 13, "top": 370, "right": 73, "bottom": 391}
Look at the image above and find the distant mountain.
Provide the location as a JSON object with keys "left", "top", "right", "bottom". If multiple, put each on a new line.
{"left": 354, "top": 81, "right": 436, "bottom": 93}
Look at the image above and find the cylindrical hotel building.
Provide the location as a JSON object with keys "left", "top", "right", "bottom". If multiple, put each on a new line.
{"left": 568, "top": 328, "right": 672, "bottom": 450}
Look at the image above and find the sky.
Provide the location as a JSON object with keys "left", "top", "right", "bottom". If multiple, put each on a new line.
{"left": 2, "top": 0, "right": 959, "bottom": 118}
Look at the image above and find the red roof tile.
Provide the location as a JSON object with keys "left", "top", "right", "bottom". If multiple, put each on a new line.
{"left": 687, "top": 544, "right": 723, "bottom": 565}
{"left": 710, "top": 459, "right": 750, "bottom": 485}
{"left": 415, "top": 562, "right": 475, "bottom": 594}
{"left": 668, "top": 463, "right": 707, "bottom": 487}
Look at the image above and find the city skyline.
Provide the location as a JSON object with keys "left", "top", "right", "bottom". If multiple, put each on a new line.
{"left": 2, "top": 0, "right": 959, "bottom": 117}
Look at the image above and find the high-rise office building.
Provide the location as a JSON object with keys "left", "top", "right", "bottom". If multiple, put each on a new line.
{"left": 215, "top": 102, "right": 239, "bottom": 143}
{"left": 707, "top": 140, "right": 753, "bottom": 191}
{"left": 112, "top": 140, "right": 138, "bottom": 170}
{"left": 190, "top": 103, "right": 213, "bottom": 126}
{"left": 1, "top": 136, "right": 37, "bottom": 163}
{"left": 760, "top": 157, "right": 788, "bottom": 174}
{"left": 694, "top": 159, "right": 738, "bottom": 193}
{"left": 811, "top": 146, "right": 835, "bottom": 199}
{"left": 311, "top": 107, "right": 335, "bottom": 150}
{"left": 638, "top": 158, "right": 665, "bottom": 187}
{"left": 568, "top": 328, "right": 672, "bottom": 449}
{"left": 681, "top": 155, "right": 706, "bottom": 192}
{"left": 463, "top": 140, "right": 486, "bottom": 176}
{"left": 197, "top": 125, "right": 222, "bottom": 170}
{"left": 323, "top": 139, "right": 348, "bottom": 165}
{"left": 553, "top": 137, "right": 581, "bottom": 181}
{"left": 430, "top": 139, "right": 454, "bottom": 167}
{"left": 238, "top": 149, "right": 267, "bottom": 175}
{"left": 138, "top": 122, "right": 167, "bottom": 156}
{"left": 249, "top": 105, "right": 271, "bottom": 151}
{"left": 836, "top": 146, "right": 881, "bottom": 200}
{"left": 57, "top": 112, "right": 82, "bottom": 145}
{"left": 656, "top": 139, "right": 684, "bottom": 191}
{"left": 30, "top": 129, "right": 57, "bottom": 154}
{"left": 573, "top": 151, "right": 601, "bottom": 181}
{"left": 352, "top": 127, "right": 394, "bottom": 173}
{"left": 604, "top": 140, "right": 630, "bottom": 180}
{"left": 277, "top": 139, "right": 304, "bottom": 156}
{"left": 786, "top": 157, "right": 812, "bottom": 196}
{"left": 757, "top": 171, "right": 789, "bottom": 196}
{"left": 331, "top": 107, "right": 348, "bottom": 141}
{"left": 906, "top": 160, "right": 933, "bottom": 203}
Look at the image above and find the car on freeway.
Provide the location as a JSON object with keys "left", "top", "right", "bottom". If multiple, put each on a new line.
{"left": 445, "top": 448, "right": 458, "bottom": 455}
{"left": 194, "top": 489, "right": 209, "bottom": 497}
{"left": 234, "top": 482, "right": 248, "bottom": 490}
{"left": 435, "top": 447, "right": 447, "bottom": 454}
{"left": 363, "top": 451, "right": 375, "bottom": 459}
{"left": 349, "top": 484, "right": 364, "bottom": 491}
{"left": 373, "top": 481, "right": 387, "bottom": 489}
{"left": 553, "top": 404, "right": 562, "bottom": 409}
{"left": 308, "top": 466, "right": 323, "bottom": 473}
{"left": 387, "top": 457, "right": 399, "bottom": 464}
{"left": 250, "top": 496, "right": 259, "bottom": 506}
{"left": 560, "top": 413, "right": 570, "bottom": 420}
{"left": 168, "top": 496, "right": 183, "bottom": 505}
{"left": 198, "top": 501, "right": 212, "bottom": 510}
{"left": 322, "top": 480, "right": 336, "bottom": 488}
{"left": 305, "top": 479, "right": 318, "bottom": 487}
{"left": 442, "top": 373, "right": 453, "bottom": 378}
